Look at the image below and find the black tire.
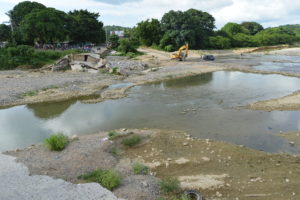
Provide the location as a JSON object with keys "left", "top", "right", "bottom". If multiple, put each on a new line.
{"left": 183, "top": 190, "right": 203, "bottom": 200}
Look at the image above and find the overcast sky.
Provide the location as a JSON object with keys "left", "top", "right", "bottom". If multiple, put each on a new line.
{"left": 0, "top": 0, "right": 299, "bottom": 29}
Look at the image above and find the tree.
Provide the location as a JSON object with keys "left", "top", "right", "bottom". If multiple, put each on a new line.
{"left": 232, "top": 33, "right": 257, "bottom": 47}
{"left": 68, "top": 10, "right": 105, "bottom": 44}
{"left": 208, "top": 36, "right": 231, "bottom": 49}
{"left": 108, "top": 34, "right": 120, "bottom": 49}
{"left": 117, "top": 38, "right": 137, "bottom": 54}
{"left": 221, "top": 23, "right": 247, "bottom": 36}
{"left": 8, "top": 1, "right": 46, "bottom": 28}
{"left": 160, "top": 9, "right": 215, "bottom": 49}
{"left": 134, "top": 19, "right": 163, "bottom": 46}
{"left": 19, "top": 8, "right": 69, "bottom": 44}
{"left": 241, "top": 22, "right": 264, "bottom": 35}
{"left": 0, "top": 24, "right": 11, "bottom": 41}
{"left": 254, "top": 27, "right": 297, "bottom": 46}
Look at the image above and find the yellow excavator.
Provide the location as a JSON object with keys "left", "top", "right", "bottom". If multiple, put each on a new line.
{"left": 171, "top": 44, "right": 189, "bottom": 61}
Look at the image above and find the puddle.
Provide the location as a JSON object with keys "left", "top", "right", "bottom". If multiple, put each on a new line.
{"left": 1, "top": 71, "right": 300, "bottom": 153}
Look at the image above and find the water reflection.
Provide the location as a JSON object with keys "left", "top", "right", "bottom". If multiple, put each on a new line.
{"left": 1, "top": 71, "right": 300, "bottom": 153}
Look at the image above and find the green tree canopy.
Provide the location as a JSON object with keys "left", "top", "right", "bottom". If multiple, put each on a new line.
{"left": 160, "top": 9, "right": 215, "bottom": 49}
{"left": 241, "top": 22, "right": 264, "bottom": 35}
{"left": 0, "top": 24, "right": 11, "bottom": 41}
{"left": 254, "top": 27, "right": 298, "bottom": 45}
{"left": 134, "top": 19, "right": 163, "bottom": 46}
{"left": 8, "top": 1, "right": 46, "bottom": 28}
{"left": 221, "top": 22, "right": 247, "bottom": 36}
{"left": 19, "top": 8, "right": 69, "bottom": 44}
{"left": 68, "top": 10, "right": 105, "bottom": 44}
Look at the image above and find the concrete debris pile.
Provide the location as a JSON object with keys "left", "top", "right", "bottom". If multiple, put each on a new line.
{"left": 105, "top": 56, "right": 148, "bottom": 76}
{"left": 48, "top": 53, "right": 148, "bottom": 76}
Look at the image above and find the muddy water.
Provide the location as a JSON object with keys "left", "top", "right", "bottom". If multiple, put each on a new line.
{"left": 1, "top": 71, "right": 300, "bottom": 153}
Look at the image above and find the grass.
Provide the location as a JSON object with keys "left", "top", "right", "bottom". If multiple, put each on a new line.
{"left": 160, "top": 177, "right": 181, "bottom": 194}
{"left": 41, "top": 85, "right": 59, "bottom": 91}
{"left": 44, "top": 133, "right": 70, "bottom": 151}
{"left": 23, "top": 90, "right": 38, "bottom": 97}
{"left": 113, "top": 51, "right": 144, "bottom": 59}
{"left": 133, "top": 162, "right": 149, "bottom": 175}
{"left": 78, "top": 169, "right": 122, "bottom": 191}
{"left": 108, "top": 131, "right": 121, "bottom": 140}
{"left": 110, "top": 147, "right": 122, "bottom": 158}
{"left": 121, "top": 135, "right": 142, "bottom": 147}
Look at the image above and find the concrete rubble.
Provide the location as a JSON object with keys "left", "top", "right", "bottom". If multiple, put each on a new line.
{"left": 0, "top": 153, "right": 121, "bottom": 200}
{"left": 48, "top": 50, "right": 148, "bottom": 76}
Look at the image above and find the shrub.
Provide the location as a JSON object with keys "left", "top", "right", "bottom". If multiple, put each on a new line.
{"left": 110, "top": 147, "right": 121, "bottom": 158}
{"left": 160, "top": 177, "right": 181, "bottom": 194}
{"left": 133, "top": 162, "right": 149, "bottom": 175}
{"left": 117, "top": 38, "right": 137, "bottom": 54}
{"left": 108, "top": 131, "right": 120, "bottom": 140}
{"left": 121, "top": 135, "right": 142, "bottom": 147}
{"left": 44, "top": 133, "right": 69, "bottom": 151}
{"left": 78, "top": 169, "right": 122, "bottom": 191}
{"left": 164, "top": 45, "right": 175, "bottom": 52}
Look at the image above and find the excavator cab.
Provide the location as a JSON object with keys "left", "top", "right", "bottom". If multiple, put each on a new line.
{"left": 171, "top": 44, "right": 189, "bottom": 61}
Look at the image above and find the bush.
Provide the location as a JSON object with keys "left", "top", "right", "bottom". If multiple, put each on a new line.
{"left": 121, "top": 135, "right": 142, "bottom": 147}
{"left": 164, "top": 45, "right": 175, "bottom": 52}
{"left": 108, "top": 131, "right": 120, "bottom": 140}
{"left": 208, "top": 36, "right": 231, "bottom": 49}
{"left": 160, "top": 177, "right": 181, "bottom": 194}
{"left": 133, "top": 162, "right": 149, "bottom": 175}
{"left": 117, "top": 38, "right": 137, "bottom": 54}
{"left": 44, "top": 133, "right": 69, "bottom": 151}
{"left": 0, "top": 46, "right": 83, "bottom": 70}
{"left": 110, "top": 147, "right": 121, "bottom": 158}
{"left": 78, "top": 169, "right": 122, "bottom": 191}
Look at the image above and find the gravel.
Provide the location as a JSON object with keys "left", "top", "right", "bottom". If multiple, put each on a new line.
{"left": 0, "top": 70, "right": 107, "bottom": 106}
{"left": 0, "top": 153, "right": 120, "bottom": 200}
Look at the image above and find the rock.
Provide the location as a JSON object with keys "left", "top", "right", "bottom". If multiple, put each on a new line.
{"left": 201, "top": 157, "right": 210, "bottom": 162}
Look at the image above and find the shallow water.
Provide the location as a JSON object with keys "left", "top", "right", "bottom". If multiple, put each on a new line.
{"left": 1, "top": 71, "right": 300, "bottom": 153}
{"left": 217, "top": 54, "right": 300, "bottom": 74}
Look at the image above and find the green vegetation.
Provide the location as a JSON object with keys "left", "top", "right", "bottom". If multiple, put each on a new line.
{"left": 1, "top": 1, "right": 300, "bottom": 70}
{"left": 121, "top": 135, "right": 142, "bottom": 147}
{"left": 0, "top": 45, "right": 81, "bottom": 70}
{"left": 132, "top": 162, "right": 149, "bottom": 175}
{"left": 110, "top": 147, "right": 122, "bottom": 158}
{"left": 160, "top": 177, "right": 181, "bottom": 194}
{"left": 23, "top": 90, "right": 38, "bottom": 97}
{"left": 44, "top": 133, "right": 70, "bottom": 151}
{"left": 108, "top": 131, "right": 121, "bottom": 140}
{"left": 78, "top": 169, "right": 122, "bottom": 191}
{"left": 3, "top": 1, "right": 105, "bottom": 45}
{"left": 0, "top": 24, "right": 11, "bottom": 41}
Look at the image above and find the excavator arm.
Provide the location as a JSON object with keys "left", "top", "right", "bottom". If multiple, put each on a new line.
{"left": 171, "top": 44, "right": 189, "bottom": 61}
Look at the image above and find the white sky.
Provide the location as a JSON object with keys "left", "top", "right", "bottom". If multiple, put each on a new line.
{"left": 0, "top": 0, "right": 299, "bottom": 28}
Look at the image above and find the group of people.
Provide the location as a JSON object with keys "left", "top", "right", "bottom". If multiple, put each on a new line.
{"left": 34, "top": 43, "right": 95, "bottom": 51}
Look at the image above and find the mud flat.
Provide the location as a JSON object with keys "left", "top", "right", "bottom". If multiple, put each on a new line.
{"left": 5, "top": 129, "right": 300, "bottom": 200}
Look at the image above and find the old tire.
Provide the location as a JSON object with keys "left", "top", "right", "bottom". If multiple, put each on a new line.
{"left": 183, "top": 190, "right": 203, "bottom": 200}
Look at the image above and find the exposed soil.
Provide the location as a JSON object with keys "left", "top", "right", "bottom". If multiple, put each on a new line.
{"left": 1, "top": 47, "right": 300, "bottom": 111}
{"left": 2, "top": 46, "right": 300, "bottom": 200}
{"left": 5, "top": 129, "right": 300, "bottom": 200}
{"left": 124, "top": 129, "right": 300, "bottom": 200}
{"left": 5, "top": 129, "right": 161, "bottom": 200}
